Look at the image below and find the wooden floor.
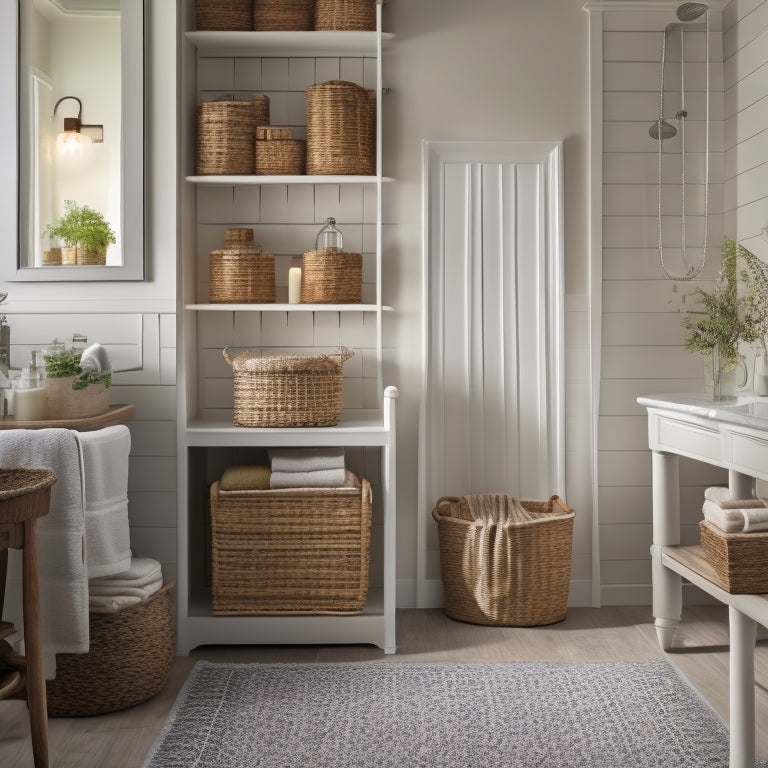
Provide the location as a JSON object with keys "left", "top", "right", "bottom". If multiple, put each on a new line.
{"left": 1, "top": 605, "right": 767, "bottom": 767}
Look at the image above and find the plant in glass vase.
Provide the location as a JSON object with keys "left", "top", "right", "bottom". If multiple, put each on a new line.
{"left": 740, "top": 244, "right": 768, "bottom": 395}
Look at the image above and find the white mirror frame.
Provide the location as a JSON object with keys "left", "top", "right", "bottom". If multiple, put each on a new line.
{"left": 0, "top": 0, "right": 144, "bottom": 282}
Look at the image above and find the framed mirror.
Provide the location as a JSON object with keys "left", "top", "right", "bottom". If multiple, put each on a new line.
{"left": 0, "top": 0, "right": 144, "bottom": 281}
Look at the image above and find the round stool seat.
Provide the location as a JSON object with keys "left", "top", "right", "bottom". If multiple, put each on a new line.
{"left": 0, "top": 469, "right": 56, "bottom": 523}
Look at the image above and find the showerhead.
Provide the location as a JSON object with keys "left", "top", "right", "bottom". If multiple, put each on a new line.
{"left": 649, "top": 118, "right": 678, "bottom": 140}
{"left": 676, "top": 2, "right": 708, "bottom": 21}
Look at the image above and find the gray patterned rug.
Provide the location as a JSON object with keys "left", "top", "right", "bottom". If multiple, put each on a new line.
{"left": 143, "top": 658, "right": 765, "bottom": 768}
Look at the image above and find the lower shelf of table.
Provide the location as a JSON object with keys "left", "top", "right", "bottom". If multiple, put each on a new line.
{"left": 177, "top": 588, "right": 394, "bottom": 654}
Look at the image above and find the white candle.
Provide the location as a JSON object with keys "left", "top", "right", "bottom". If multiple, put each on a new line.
{"left": 14, "top": 387, "right": 47, "bottom": 421}
{"left": 288, "top": 267, "right": 302, "bottom": 304}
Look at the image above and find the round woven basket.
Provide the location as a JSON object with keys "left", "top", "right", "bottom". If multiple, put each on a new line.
{"left": 46, "top": 583, "right": 176, "bottom": 717}
{"left": 305, "top": 80, "right": 376, "bottom": 175}
{"left": 209, "top": 247, "right": 276, "bottom": 303}
{"left": 196, "top": 101, "right": 257, "bottom": 175}
{"left": 253, "top": 0, "right": 315, "bottom": 30}
{"left": 61, "top": 247, "right": 77, "bottom": 265}
{"left": 76, "top": 247, "right": 106, "bottom": 266}
{"left": 196, "top": 0, "right": 252, "bottom": 30}
{"left": 301, "top": 249, "right": 362, "bottom": 303}
{"left": 224, "top": 347, "right": 353, "bottom": 427}
{"left": 255, "top": 127, "right": 306, "bottom": 175}
{"left": 42, "top": 248, "right": 62, "bottom": 265}
{"left": 224, "top": 228, "right": 255, "bottom": 247}
{"left": 44, "top": 376, "right": 109, "bottom": 420}
{"left": 315, "top": 0, "right": 375, "bottom": 30}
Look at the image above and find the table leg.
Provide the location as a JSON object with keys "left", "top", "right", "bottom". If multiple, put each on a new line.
{"left": 651, "top": 450, "right": 682, "bottom": 650}
{"left": 729, "top": 606, "right": 756, "bottom": 768}
{"left": 729, "top": 471, "right": 754, "bottom": 502}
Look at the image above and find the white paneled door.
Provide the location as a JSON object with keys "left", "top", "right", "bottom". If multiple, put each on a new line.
{"left": 419, "top": 141, "right": 564, "bottom": 605}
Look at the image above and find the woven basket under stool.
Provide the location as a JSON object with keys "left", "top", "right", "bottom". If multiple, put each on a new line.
{"left": 315, "top": 0, "right": 375, "bottom": 30}
{"left": 224, "top": 346, "right": 352, "bottom": 427}
{"left": 255, "top": 127, "right": 306, "bottom": 175}
{"left": 196, "top": 101, "right": 258, "bottom": 175}
{"left": 700, "top": 520, "right": 768, "bottom": 594}
{"left": 301, "top": 249, "right": 362, "bottom": 303}
{"left": 209, "top": 247, "right": 276, "bottom": 303}
{"left": 196, "top": 0, "right": 252, "bottom": 30}
{"left": 253, "top": 0, "right": 314, "bottom": 30}
{"left": 305, "top": 80, "right": 376, "bottom": 175}
{"left": 210, "top": 479, "right": 371, "bottom": 614}
{"left": 46, "top": 583, "right": 176, "bottom": 717}
{"left": 432, "top": 495, "right": 575, "bottom": 627}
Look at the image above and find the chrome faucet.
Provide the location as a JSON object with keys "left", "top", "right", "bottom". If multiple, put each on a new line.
{"left": 0, "top": 314, "right": 10, "bottom": 378}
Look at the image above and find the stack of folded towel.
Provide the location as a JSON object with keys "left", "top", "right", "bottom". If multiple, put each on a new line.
{"left": 702, "top": 486, "right": 768, "bottom": 533}
{"left": 88, "top": 557, "right": 164, "bottom": 613}
{"left": 268, "top": 447, "right": 352, "bottom": 489}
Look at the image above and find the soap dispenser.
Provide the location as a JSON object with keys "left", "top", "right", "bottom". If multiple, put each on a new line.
{"left": 315, "top": 217, "right": 343, "bottom": 251}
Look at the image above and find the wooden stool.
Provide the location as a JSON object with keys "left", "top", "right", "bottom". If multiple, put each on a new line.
{"left": 0, "top": 468, "right": 56, "bottom": 768}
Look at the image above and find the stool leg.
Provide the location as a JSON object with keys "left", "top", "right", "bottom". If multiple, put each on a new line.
{"left": 22, "top": 517, "right": 48, "bottom": 768}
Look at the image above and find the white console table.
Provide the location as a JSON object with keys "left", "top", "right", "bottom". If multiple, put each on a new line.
{"left": 638, "top": 394, "right": 768, "bottom": 768}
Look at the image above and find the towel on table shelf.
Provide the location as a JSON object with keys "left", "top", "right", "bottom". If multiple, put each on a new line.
{"left": 88, "top": 578, "right": 164, "bottom": 601}
{"left": 702, "top": 499, "right": 768, "bottom": 533}
{"left": 0, "top": 428, "right": 89, "bottom": 678}
{"left": 77, "top": 425, "right": 132, "bottom": 578}
{"left": 270, "top": 466, "right": 347, "bottom": 489}
{"left": 88, "top": 557, "right": 162, "bottom": 590}
{"left": 704, "top": 486, "right": 766, "bottom": 509}
{"left": 220, "top": 464, "right": 271, "bottom": 491}
{"left": 88, "top": 594, "right": 142, "bottom": 614}
{"left": 268, "top": 447, "right": 345, "bottom": 473}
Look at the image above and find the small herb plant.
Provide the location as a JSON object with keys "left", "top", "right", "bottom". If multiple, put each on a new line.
{"left": 43, "top": 343, "right": 111, "bottom": 391}
{"left": 43, "top": 200, "right": 116, "bottom": 253}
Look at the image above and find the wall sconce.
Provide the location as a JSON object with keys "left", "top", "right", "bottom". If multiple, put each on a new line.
{"left": 52, "top": 96, "right": 103, "bottom": 157}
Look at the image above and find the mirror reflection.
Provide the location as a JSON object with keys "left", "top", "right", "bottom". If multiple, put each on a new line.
{"left": 19, "top": 0, "right": 124, "bottom": 269}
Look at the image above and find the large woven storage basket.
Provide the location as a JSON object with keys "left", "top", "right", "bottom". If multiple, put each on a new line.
{"left": 700, "top": 520, "right": 768, "bottom": 593}
{"left": 196, "top": 101, "right": 258, "bottom": 175}
{"left": 210, "top": 479, "right": 372, "bottom": 614}
{"left": 45, "top": 583, "right": 176, "bottom": 717}
{"left": 196, "top": 0, "right": 252, "bottom": 30}
{"left": 224, "top": 347, "right": 352, "bottom": 427}
{"left": 253, "top": 0, "right": 314, "bottom": 30}
{"left": 315, "top": 0, "right": 375, "bottom": 30}
{"left": 432, "top": 494, "right": 575, "bottom": 626}
{"left": 209, "top": 247, "right": 276, "bottom": 303}
{"left": 305, "top": 80, "right": 376, "bottom": 175}
{"left": 301, "top": 249, "right": 362, "bottom": 303}
{"left": 255, "top": 127, "right": 306, "bottom": 175}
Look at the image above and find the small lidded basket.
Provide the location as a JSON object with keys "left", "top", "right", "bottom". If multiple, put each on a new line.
{"left": 254, "top": 127, "right": 306, "bottom": 175}
{"left": 301, "top": 218, "right": 362, "bottom": 303}
{"left": 209, "top": 228, "right": 276, "bottom": 304}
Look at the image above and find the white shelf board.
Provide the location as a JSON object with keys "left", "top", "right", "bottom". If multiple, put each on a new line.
{"left": 186, "top": 303, "right": 390, "bottom": 312}
{"left": 186, "top": 30, "right": 392, "bottom": 58}
{"left": 186, "top": 174, "right": 393, "bottom": 185}
{"left": 185, "top": 410, "right": 390, "bottom": 447}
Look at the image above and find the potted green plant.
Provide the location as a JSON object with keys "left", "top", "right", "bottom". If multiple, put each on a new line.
{"left": 43, "top": 200, "right": 80, "bottom": 265}
{"left": 43, "top": 341, "right": 111, "bottom": 419}
{"left": 43, "top": 201, "right": 116, "bottom": 266}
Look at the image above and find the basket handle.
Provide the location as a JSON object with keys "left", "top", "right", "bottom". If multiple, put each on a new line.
{"left": 431, "top": 496, "right": 461, "bottom": 521}
{"left": 223, "top": 347, "right": 236, "bottom": 366}
{"left": 549, "top": 495, "right": 575, "bottom": 516}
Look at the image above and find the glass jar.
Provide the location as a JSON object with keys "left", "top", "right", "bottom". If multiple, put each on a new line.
{"left": 315, "top": 217, "right": 343, "bottom": 251}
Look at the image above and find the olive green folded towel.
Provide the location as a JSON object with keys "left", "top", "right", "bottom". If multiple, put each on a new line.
{"left": 220, "top": 465, "right": 271, "bottom": 491}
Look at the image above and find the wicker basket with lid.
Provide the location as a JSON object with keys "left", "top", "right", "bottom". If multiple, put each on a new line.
{"left": 253, "top": 0, "right": 314, "bottom": 30}
{"left": 209, "top": 246, "right": 276, "bottom": 303}
{"left": 196, "top": 0, "right": 252, "bottom": 30}
{"left": 254, "top": 127, "right": 306, "bottom": 175}
{"left": 196, "top": 101, "right": 258, "bottom": 175}
{"left": 315, "top": 0, "right": 375, "bottom": 30}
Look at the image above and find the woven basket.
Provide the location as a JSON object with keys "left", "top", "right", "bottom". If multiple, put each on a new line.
{"left": 196, "top": 0, "right": 252, "bottom": 30}
{"left": 210, "top": 480, "right": 371, "bottom": 614}
{"left": 253, "top": 0, "right": 314, "bottom": 30}
{"left": 46, "top": 583, "right": 176, "bottom": 717}
{"left": 432, "top": 494, "right": 575, "bottom": 627}
{"left": 224, "top": 227, "right": 255, "bottom": 247}
{"left": 42, "top": 248, "right": 62, "bottom": 265}
{"left": 196, "top": 101, "right": 258, "bottom": 175}
{"left": 209, "top": 247, "right": 276, "bottom": 303}
{"left": 315, "top": 0, "right": 375, "bottom": 30}
{"left": 76, "top": 247, "right": 106, "bottom": 266}
{"left": 305, "top": 80, "right": 376, "bottom": 175}
{"left": 255, "top": 127, "right": 306, "bottom": 175}
{"left": 700, "top": 520, "right": 768, "bottom": 594}
{"left": 301, "top": 249, "right": 362, "bottom": 303}
{"left": 44, "top": 376, "right": 109, "bottom": 420}
{"left": 251, "top": 94, "right": 270, "bottom": 128}
{"left": 224, "top": 346, "right": 352, "bottom": 427}
{"left": 61, "top": 247, "right": 77, "bottom": 265}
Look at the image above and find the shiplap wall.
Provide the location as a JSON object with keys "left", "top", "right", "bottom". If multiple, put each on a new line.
{"left": 599, "top": 6, "right": 728, "bottom": 604}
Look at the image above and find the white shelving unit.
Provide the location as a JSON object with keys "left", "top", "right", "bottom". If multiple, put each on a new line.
{"left": 176, "top": 3, "right": 397, "bottom": 654}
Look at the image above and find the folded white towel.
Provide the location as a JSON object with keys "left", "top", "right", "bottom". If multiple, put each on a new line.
{"left": 268, "top": 447, "right": 345, "bottom": 473}
{"left": 740, "top": 507, "right": 768, "bottom": 532}
{"left": 77, "top": 425, "right": 132, "bottom": 578}
{"left": 702, "top": 499, "right": 768, "bottom": 533}
{"left": 88, "top": 594, "right": 142, "bottom": 614}
{"left": 704, "top": 486, "right": 765, "bottom": 509}
{"left": 88, "top": 576, "right": 163, "bottom": 601}
{"left": 0, "top": 428, "right": 89, "bottom": 677}
{"left": 270, "top": 467, "right": 347, "bottom": 489}
{"left": 89, "top": 557, "right": 162, "bottom": 589}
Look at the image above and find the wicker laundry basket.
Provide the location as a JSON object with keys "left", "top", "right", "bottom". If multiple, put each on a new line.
{"left": 301, "top": 249, "right": 362, "bottom": 303}
{"left": 305, "top": 80, "right": 376, "bottom": 175}
{"left": 253, "top": 0, "right": 314, "bottom": 30}
{"left": 209, "top": 246, "right": 276, "bottom": 303}
{"left": 196, "top": 0, "right": 252, "bottom": 30}
{"left": 255, "top": 127, "right": 306, "bottom": 175}
{"left": 315, "top": 0, "right": 375, "bottom": 30}
{"left": 432, "top": 494, "right": 575, "bottom": 627}
{"left": 700, "top": 520, "right": 768, "bottom": 594}
{"left": 210, "top": 479, "right": 371, "bottom": 614}
{"left": 223, "top": 346, "right": 353, "bottom": 427}
{"left": 196, "top": 101, "right": 258, "bottom": 175}
{"left": 45, "top": 583, "right": 176, "bottom": 717}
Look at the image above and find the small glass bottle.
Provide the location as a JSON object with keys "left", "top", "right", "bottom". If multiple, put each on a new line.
{"left": 315, "top": 217, "right": 343, "bottom": 251}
